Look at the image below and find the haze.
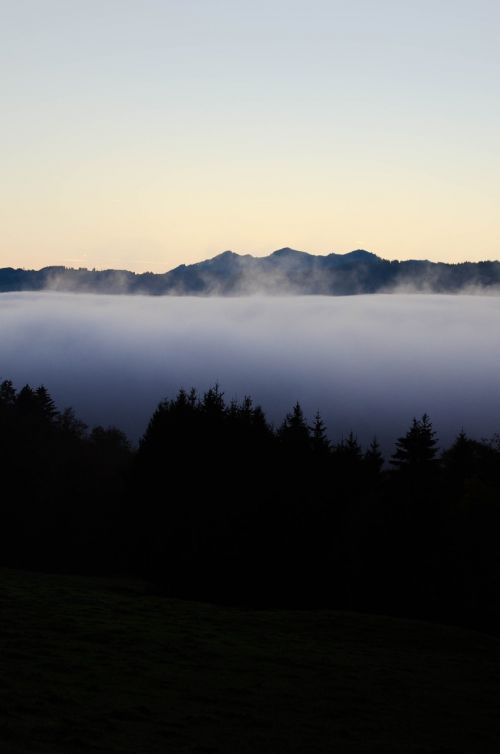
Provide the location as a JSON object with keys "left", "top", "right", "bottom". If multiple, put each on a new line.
{"left": 1, "top": 292, "right": 500, "bottom": 453}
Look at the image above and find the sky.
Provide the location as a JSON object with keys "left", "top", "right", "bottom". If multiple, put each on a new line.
{"left": 2, "top": 292, "right": 500, "bottom": 451}
{"left": 1, "top": 0, "right": 499, "bottom": 272}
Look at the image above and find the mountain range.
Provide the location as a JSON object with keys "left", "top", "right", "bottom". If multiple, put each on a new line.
{"left": 1, "top": 248, "right": 500, "bottom": 295}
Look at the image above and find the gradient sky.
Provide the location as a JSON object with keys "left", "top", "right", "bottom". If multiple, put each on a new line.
{"left": 1, "top": 0, "right": 499, "bottom": 272}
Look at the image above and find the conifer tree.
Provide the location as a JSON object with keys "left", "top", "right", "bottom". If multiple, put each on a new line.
{"left": 201, "top": 383, "right": 225, "bottom": 417}
{"left": 390, "top": 414, "right": 438, "bottom": 471}
{"left": 336, "top": 431, "right": 362, "bottom": 461}
{"left": 364, "top": 437, "right": 384, "bottom": 476}
{"left": 0, "top": 379, "right": 16, "bottom": 408}
{"left": 35, "top": 386, "right": 58, "bottom": 422}
{"left": 278, "top": 401, "right": 311, "bottom": 453}
{"left": 310, "top": 411, "right": 330, "bottom": 456}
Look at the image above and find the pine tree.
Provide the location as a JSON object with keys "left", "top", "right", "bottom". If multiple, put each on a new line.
{"left": 278, "top": 401, "right": 311, "bottom": 454}
{"left": 310, "top": 411, "right": 330, "bottom": 456}
{"left": 35, "top": 386, "right": 58, "bottom": 422}
{"left": 15, "top": 385, "right": 37, "bottom": 415}
{"left": 335, "top": 431, "right": 363, "bottom": 478}
{"left": 336, "top": 431, "right": 362, "bottom": 460}
{"left": 201, "top": 383, "right": 225, "bottom": 417}
{"left": 390, "top": 414, "right": 438, "bottom": 471}
{"left": 364, "top": 437, "right": 384, "bottom": 476}
{"left": 0, "top": 380, "right": 16, "bottom": 408}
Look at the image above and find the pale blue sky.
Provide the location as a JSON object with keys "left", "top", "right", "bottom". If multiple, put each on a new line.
{"left": 1, "top": 0, "right": 499, "bottom": 271}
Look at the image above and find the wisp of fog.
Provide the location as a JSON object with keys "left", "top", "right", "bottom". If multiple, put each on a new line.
{"left": 1, "top": 291, "right": 500, "bottom": 452}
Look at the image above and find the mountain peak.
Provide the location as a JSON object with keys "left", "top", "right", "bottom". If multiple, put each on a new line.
{"left": 350, "top": 249, "right": 374, "bottom": 256}
{"left": 5, "top": 247, "right": 500, "bottom": 297}
{"left": 270, "top": 247, "right": 310, "bottom": 257}
{"left": 343, "top": 249, "right": 379, "bottom": 261}
{"left": 212, "top": 250, "right": 239, "bottom": 260}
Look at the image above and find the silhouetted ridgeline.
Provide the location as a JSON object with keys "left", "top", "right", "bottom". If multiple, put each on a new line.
{"left": 2, "top": 377, "right": 500, "bottom": 633}
{"left": 2, "top": 248, "right": 500, "bottom": 294}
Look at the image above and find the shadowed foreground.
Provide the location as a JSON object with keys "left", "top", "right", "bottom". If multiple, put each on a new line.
{"left": 1, "top": 569, "right": 500, "bottom": 753}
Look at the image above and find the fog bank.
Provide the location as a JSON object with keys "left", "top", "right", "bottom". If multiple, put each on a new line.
{"left": 1, "top": 292, "right": 500, "bottom": 452}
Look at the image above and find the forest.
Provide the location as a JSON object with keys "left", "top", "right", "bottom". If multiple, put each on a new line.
{"left": 2, "top": 378, "right": 500, "bottom": 634}
{"left": 3, "top": 250, "right": 500, "bottom": 295}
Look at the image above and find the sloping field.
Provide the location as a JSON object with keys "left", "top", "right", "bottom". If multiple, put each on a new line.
{"left": 1, "top": 568, "right": 499, "bottom": 753}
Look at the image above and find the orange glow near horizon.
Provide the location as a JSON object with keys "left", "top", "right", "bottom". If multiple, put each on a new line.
{"left": 1, "top": 1, "right": 499, "bottom": 273}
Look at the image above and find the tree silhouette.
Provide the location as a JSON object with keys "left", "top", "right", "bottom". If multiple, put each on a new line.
{"left": 4, "top": 374, "right": 500, "bottom": 630}
{"left": 57, "top": 407, "right": 87, "bottom": 439}
{"left": 364, "top": 438, "right": 384, "bottom": 477}
{"left": 278, "top": 402, "right": 310, "bottom": 454}
{"left": 35, "top": 385, "right": 58, "bottom": 422}
{"left": 201, "top": 383, "right": 225, "bottom": 418}
{"left": 391, "top": 414, "right": 438, "bottom": 472}
{"left": 442, "top": 430, "right": 499, "bottom": 488}
{"left": 0, "top": 379, "right": 16, "bottom": 408}
{"left": 335, "top": 432, "right": 363, "bottom": 474}
{"left": 310, "top": 411, "right": 330, "bottom": 456}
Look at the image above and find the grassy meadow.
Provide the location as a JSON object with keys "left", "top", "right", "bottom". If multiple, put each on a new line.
{"left": 1, "top": 568, "right": 500, "bottom": 753}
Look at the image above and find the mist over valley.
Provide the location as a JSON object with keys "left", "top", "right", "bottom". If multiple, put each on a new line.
{"left": 3, "top": 248, "right": 500, "bottom": 296}
{"left": 2, "top": 291, "right": 499, "bottom": 452}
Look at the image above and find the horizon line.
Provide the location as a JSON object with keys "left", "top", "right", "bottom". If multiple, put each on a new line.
{"left": 2, "top": 247, "right": 500, "bottom": 275}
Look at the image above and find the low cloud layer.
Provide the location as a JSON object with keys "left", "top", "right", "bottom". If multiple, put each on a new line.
{"left": 1, "top": 292, "right": 500, "bottom": 453}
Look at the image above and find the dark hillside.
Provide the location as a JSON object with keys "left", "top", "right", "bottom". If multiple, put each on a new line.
{"left": 2, "top": 249, "right": 500, "bottom": 295}
{"left": 2, "top": 568, "right": 500, "bottom": 753}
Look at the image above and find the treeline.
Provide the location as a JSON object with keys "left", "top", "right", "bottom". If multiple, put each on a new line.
{"left": 2, "top": 378, "right": 500, "bottom": 632}
{"left": 3, "top": 252, "right": 500, "bottom": 296}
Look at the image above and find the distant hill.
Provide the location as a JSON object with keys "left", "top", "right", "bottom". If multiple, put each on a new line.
{"left": 2, "top": 248, "right": 500, "bottom": 295}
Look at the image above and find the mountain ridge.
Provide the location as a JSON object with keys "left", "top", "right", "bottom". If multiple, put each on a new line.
{"left": 1, "top": 248, "right": 500, "bottom": 295}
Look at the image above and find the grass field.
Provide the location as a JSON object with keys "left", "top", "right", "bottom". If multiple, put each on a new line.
{"left": 1, "top": 568, "right": 500, "bottom": 753}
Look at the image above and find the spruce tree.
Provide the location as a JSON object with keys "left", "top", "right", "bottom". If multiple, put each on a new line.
{"left": 390, "top": 414, "right": 438, "bottom": 471}
{"left": 278, "top": 402, "right": 311, "bottom": 454}
{"left": 310, "top": 411, "right": 330, "bottom": 456}
{"left": 364, "top": 437, "right": 384, "bottom": 476}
